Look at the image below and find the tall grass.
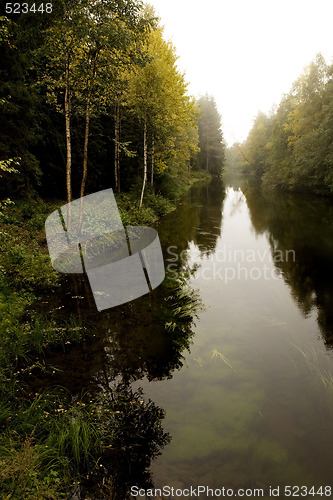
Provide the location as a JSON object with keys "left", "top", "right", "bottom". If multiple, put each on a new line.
{"left": 0, "top": 389, "right": 112, "bottom": 497}
{"left": 0, "top": 200, "right": 103, "bottom": 497}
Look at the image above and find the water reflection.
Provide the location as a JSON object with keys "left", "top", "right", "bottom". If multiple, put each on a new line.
{"left": 191, "top": 179, "right": 226, "bottom": 255}
{"left": 27, "top": 175, "right": 333, "bottom": 495}
{"left": 158, "top": 178, "right": 226, "bottom": 260}
{"left": 89, "top": 382, "right": 170, "bottom": 500}
{"left": 29, "top": 269, "right": 201, "bottom": 389}
{"left": 26, "top": 185, "right": 209, "bottom": 496}
{"left": 137, "top": 178, "right": 333, "bottom": 492}
{"left": 242, "top": 182, "right": 333, "bottom": 345}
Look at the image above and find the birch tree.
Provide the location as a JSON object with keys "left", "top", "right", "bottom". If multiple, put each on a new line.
{"left": 126, "top": 26, "right": 198, "bottom": 207}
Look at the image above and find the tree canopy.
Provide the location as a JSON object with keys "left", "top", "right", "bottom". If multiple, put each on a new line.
{"left": 228, "top": 54, "right": 333, "bottom": 196}
{"left": 196, "top": 94, "right": 225, "bottom": 176}
{"left": 0, "top": 4, "right": 225, "bottom": 206}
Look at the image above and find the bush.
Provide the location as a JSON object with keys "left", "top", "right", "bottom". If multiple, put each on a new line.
{"left": 115, "top": 191, "right": 174, "bottom": 226}
{"left": 0, "top": 201, "right": 59, "bottom": 294}
{"left": 0, "top": 435, "right": 64, "bottom": 499}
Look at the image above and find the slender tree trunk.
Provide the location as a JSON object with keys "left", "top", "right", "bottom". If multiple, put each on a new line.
{"left": 237, "top": 143, "right": 251, "bottom": 165}
{"left": 79, "top": 52, "right": 97, "bottom": 232}
{"left": 78, "top": 91, "right": 92, "bottom": 231}
{"left": 139, "top": 115, "right": 147, "bottom": 209}
{"left": 80, "top": 94, "right": 91, "bottom": 199}
{"left": 206, "top": 124, "right": 209, "bottom": 172}
{"left": 64, "top": 51, "right": 72, "bottom": 229}
{"left": 117, "top": 119, "right": 120, "bottom": 193}
{"left": 150, "top": 132, "right": 155, "bottom": 191}
{"left": 114, "top": 101, "right": 120, "bottom": 193}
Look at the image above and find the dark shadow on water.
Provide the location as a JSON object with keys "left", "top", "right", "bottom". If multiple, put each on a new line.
{"left": 157, "top": 177, "right": 226, "bottom": 259}
{"left": 23, "top": 179, "right": 225, "bottom": 496}
{"left": 23, "top": 269, "right": 202, "bottom": 497}
{"left": 233, "top": 177, "right": 333, "bottom": 346}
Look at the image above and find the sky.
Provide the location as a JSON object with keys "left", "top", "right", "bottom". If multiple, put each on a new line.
{"left": 148, "top": 0, "right": 333, "bottom": 145}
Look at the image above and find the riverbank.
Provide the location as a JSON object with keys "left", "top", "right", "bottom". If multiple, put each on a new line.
{"left": 0, "top": 173, "right": 209, "bottom": 499}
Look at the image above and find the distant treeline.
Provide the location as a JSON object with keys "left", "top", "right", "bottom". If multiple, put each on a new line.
{"left": 227, "top": 54, "right": 333, "bottom": 196}
{"left": 0, "top": 1, "right": 225, "bottom": 205}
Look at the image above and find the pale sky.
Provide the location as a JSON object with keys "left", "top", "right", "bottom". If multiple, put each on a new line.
{"left": 148, "top": 0, "right": 333, "bottom": 145}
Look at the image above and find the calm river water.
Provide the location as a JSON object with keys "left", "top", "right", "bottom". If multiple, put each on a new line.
{"left": 35, "top": 177, "right": 333, "bottom": 497}
{"left": 132, "top": 177, "right": 333, "bottom": 495}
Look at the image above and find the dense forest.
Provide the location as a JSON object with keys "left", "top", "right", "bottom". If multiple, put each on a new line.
{"left": 0, "top": 2, "right": 225, "bottom": 497}
{"left": 0, "top": 2, "right": 225, "bottom": 210}
{"left": 227, "top": 53, "right": 333, "bottom": 196}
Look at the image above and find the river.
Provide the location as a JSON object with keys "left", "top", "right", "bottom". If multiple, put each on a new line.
{"left": 33, "top": 177, "right": 333, "bottom": 497}
{"left": 133, "top": 177, "right": 333, "bottom": 495}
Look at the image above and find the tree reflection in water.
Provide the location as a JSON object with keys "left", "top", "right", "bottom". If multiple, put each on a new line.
{"left": 22, "top": 179, "right": 229, "bottom": 497}
{"left": 25, "top": 263, "right": 202, "bottom": 497}
{"left": 79, "top": 383, "right": 170, "bottom": 500}
{"left": 242, "top": 180, "right": 333, "bottom": 346}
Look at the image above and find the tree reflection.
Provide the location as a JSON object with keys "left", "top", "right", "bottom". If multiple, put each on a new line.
{"left": 98, "top": 274, "right": 202, "bottom": 384}
{"left": 243, "top": 182, "right": 333, "bottom": 345}
{"left": 25, "top": 238, "right": 202, "bottom": 496}
{"left": 190, "top": 177, "right": 226, "bottom": 256}
{"left": 84, "top": 383, "right": 170, "bottom": 500}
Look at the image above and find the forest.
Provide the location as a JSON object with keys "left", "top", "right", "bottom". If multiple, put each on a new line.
{"left": 227, "top": 53, "right": 333, "bottom": 196}
{"left": 0, "top": 2, "right": 225, "bottom": 209}
{"left": 0, "top": 1, "right": 225, "bottom": 498}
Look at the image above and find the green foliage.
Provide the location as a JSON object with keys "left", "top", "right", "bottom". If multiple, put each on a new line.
{"left": 0, "top": 383, "right": 170, "bottom": 498}
{"left": 245, "top": 110, "right": 274, "bottom": 180}
{"left": 0, "top": 202, "right": 59, "bottom": 294}
{"left": 0, "top": 0, "right": 222, "bottom": 206}
{"left": 0, "top": 6, "right": 212, "bottom": 496}
{"left": 0, "top": 195, "right": 180, "bottom": 497}
{"left": 0, "top": 389, "right": 102, "bottom": 496}
{"left": 161, "top": 275, "right": 203, "bottom": 351}
{"left": 0, "top": 157, "right": 20, "bottom": 174}
{"left": 0, "top": 16, "right": 42, "bottom": 192}
{"left": 196, "top": 94, "right": 225, "bottom": 176}
{"left": 0, "top": 435, "right": 64, "bottom": 499}
{"left": 125, "top": 24, "right": 199, "bottom": 203}
{"left": 115, "top": 190, "right": 174, "bottom": 226}
{"left": 231, "top": 53, "right": 333, "bottom": 196}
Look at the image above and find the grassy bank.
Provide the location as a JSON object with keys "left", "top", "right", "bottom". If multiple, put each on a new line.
{"left": 0, "top": 176, "right": 206, "bottom": 499}
{"left": 115, "top": 170, "right": 211, "bottom": 225}
{"left": 0, "top": 199, "right": 83, "bottom": 498}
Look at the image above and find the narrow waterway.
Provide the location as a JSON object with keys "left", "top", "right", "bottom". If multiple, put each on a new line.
{"left": 133, "top": 177, "right": 333, "bottom": 494}
{"left": 31, "top": 178, "right": 333, "bottom": 497}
